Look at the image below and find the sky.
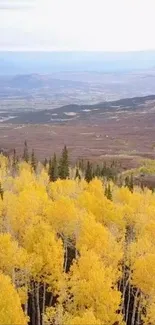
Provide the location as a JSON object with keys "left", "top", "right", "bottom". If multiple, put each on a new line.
{"left": 0, "top": 0, "right": 155, "bottom": 51}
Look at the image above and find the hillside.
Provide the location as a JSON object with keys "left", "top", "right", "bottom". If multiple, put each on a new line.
{"left": 0, "top": 95, "right": 155, "bottom": 164}
{"left": 1, "top": 94, "right": 155, "bottom": 124}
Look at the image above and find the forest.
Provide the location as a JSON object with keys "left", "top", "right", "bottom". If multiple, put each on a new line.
{"left": 0, "top": 144, "right": 155, "bottom": 325}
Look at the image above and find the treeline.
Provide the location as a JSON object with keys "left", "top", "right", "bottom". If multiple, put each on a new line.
{"left": 0, "top": 141, "right": 135, "bottom": 204}
{"left": 9, "top": 141, "right": 134, "bottom": 189}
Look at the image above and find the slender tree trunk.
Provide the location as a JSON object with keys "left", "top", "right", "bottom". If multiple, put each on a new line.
{"left": 122, "top": 278, "right": 129, "bottom": 310}
{"left": 49, "top": 293, "right": 53, "bottom": 307}
{"left": 64, "top": 240, "right": 68, "bottom": 272}
{"left": 118, "top": 278, "right": 122, "bottom": 292}
{"left": 125, "top": 282, "right": 131, "bottom": 324}
{"left": 131, "top": 289, "right": 139, "bottom": 325}
{"left": 42, "top": 283, "right": 46, "bottom": 325}
{"left": 36, "top": 282, "right": 41, "bottom": 325}
{"left": 31, "top": 281, "right": 36, "bottom": 325}
{"left": 137, "top": 292, "right": 141, "bottom": 325}
{"left": 25, "top": 299, "right": 28, "bottom": 316}
{"left": 121, "top": 262, "right": 126, "bottom": 310}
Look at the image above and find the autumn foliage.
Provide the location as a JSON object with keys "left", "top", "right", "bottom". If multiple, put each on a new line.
{"left": 0, "top": 153, "right": 155, "bottom": 325}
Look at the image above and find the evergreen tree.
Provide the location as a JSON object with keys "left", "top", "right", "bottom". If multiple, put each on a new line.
{"left": 95, "top": 164, "right": 101, "bottom": 178}
{"left": 78, "top": 159, "right": 85, "bottom": 171}
{"left": 48, "top": 158, "right": 52, "bottom": 179}
{"left": 0, "top": 182, "right": 3, "bottom": 200}
{"left": 118, "top": 175, "right": 123, "bottom": 187}
{"left": 101, "top": 162, "right": 107, "bottom": 177}
{"left": 75, "top": 167, "right": 81, "bottom": 180}
{"left": 43, "top": 158, "right": 48, "bottom": 168}
{"left": 105, "top": 183, "right": 112, "bottom": 201}
{"left": 58, "top": 146, "right": 69, "bottom": 179}
{"left": 49, "top": 153, "right": 58, "bottom": 182}
{"left": 140, "top": 181, "right": 144, "bottom": 191}
{"left": 125, "top": 175, "right": 130, "bottom": 188}
{"left": 12, "top": 149, "right": 18, "bottom": 176}
{"left": 31, "top": 149, "right": 37, "bottom": 172}
{"left": 12, "top": 149, "right": 16, "bottom": 168}
{"left": 111, "top": 160, "right": 115, "bottom": 168}
{"left": 85, "top": 161, "right": 93, "bottom": 183}
{"left": 125, "top": 174, "right": 134, "bottom": 192}
{"left": 23, "top": 141, "right": 29, "bottom": 163}
{"left": 129, "top": 173, "right": 134, "bottom": 193}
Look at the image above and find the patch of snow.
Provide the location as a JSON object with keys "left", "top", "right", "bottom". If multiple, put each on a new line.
{"left": 64, "top": 112, "right": 77, "bottom": 116}
{"left": 83, "top": 109, "right": 91, "bottom": 112}
{"left": 0, "top": 116, "right": 17, "bottom": 123}
{"left": 80, "top": 132, "right": 94, "bottom": 135}
{"left": 50, "top": 118, "right": 70, "bottom": 122}
{"left": 14, "top": 125, "right": 25, "bottom": 130}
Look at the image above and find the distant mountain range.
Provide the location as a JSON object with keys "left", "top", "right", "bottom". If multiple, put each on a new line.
{"left": 0, "top": 50, "right": 155, "bottom": 74}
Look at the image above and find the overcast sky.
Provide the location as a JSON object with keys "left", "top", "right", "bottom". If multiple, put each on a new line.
{"left": 0, "top": 0, "right": 155, "bottom": 51}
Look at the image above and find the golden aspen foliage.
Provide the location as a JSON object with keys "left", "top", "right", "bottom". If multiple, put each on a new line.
{"left": 0, "top": 154, "right": 8, "bottom": 181}
{"left": 0, "top": 153, "right": 155, "bottom": 325}
{"left": 0, "top": 233, "right": 26, "bottom": 275}
{"left": 17, "top": 286, "right": 28, "bottom": 305}
{"left": 23, "top": 221, "right": 64, "bottom": 289}
{"left": 48, "top": 179, "right": 87, "bottom": 200}
{"left": 67, "top": 250, "right": 122, "bottom": 325}
{"left": 78, "top": 187, "right": 124, "bottom": 227}
{"left": 4, "top": 186, "right": 49, "bottom": 241}
{"left": 143, "top": 298, "right": 155, "bottom": 325}
{"left": 63, "top": 309, "right": 102, "bottom": 325}
{"left": 46, "top": 196, "right": 79, "bottom": 237}
{"left": 76, "top": 213, "right": 123, "bottom": 271}
{"left": 0, "top": 273, "right": 27, "bottom": 325}
{"left": 132, "top": 253, "right": 155, "bottom": 295}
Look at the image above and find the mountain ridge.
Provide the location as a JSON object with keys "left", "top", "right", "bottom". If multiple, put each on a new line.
{"left": 1, "top": 94, "right": 155, "bottom": 124}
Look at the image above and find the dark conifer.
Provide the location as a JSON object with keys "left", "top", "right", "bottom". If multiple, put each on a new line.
{"left": 12, "top": 149, "right": 16, "bottom": 167}
{"left": 75, "top": 167, "right": 81, "bottom": 180}
{"left": 31, "top": 149, "right": 37, "bottom": 172}
{"left": 85, "top": 161, "right": 93, "bottom": 183}
{"left": 58, "top": 146, "right": 69, "bottom": 179}
{"left": 23, "top": 141, "right": 29, "bottom": 163}
{"left": 140, "top": 181, "right": 144, "bottom": 191}
{"left": 101, "top": 162, "right": 107, "bottom": 177}
{"left": 12, "top": 149, "right": 18, "bottom": 176}
{"left": 105, "top": 183, "right": 112, "bottom": 201}
{"left": 95, "top": 164, "right": 101, "bottom": 178}
{"left": 129, "top": 173, "right": 134, "bottom": 193}
{"left": 79, "top": 159, "right": 85, "bottom": 171}
{"left": 49, "top": 153, "right": 58, "bottom": 182}
{"left": 125, "top": 175, "right": 130, "bottom": 188}
{"left": 48, "top": 158, "right": 52, "bottom": 179}
{"left": 125, "top": 174, "right": 134, "bottom": 192}
{"left": 43, "top": 158, "right": 48, "bottom": 168}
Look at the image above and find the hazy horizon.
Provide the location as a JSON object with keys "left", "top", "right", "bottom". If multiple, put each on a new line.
{"left": 0, "top": 49, "right": 155, "bottom": 53}
{"left": 0, "top": 50, "right": 155, "bottom": 75}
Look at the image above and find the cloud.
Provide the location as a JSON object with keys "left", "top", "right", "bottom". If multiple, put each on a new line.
{"left": 0, "top": 0, "right": 155, "bottom": 51}
{"left": 0, "top": 0, "right": 36, "bottom": 9}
